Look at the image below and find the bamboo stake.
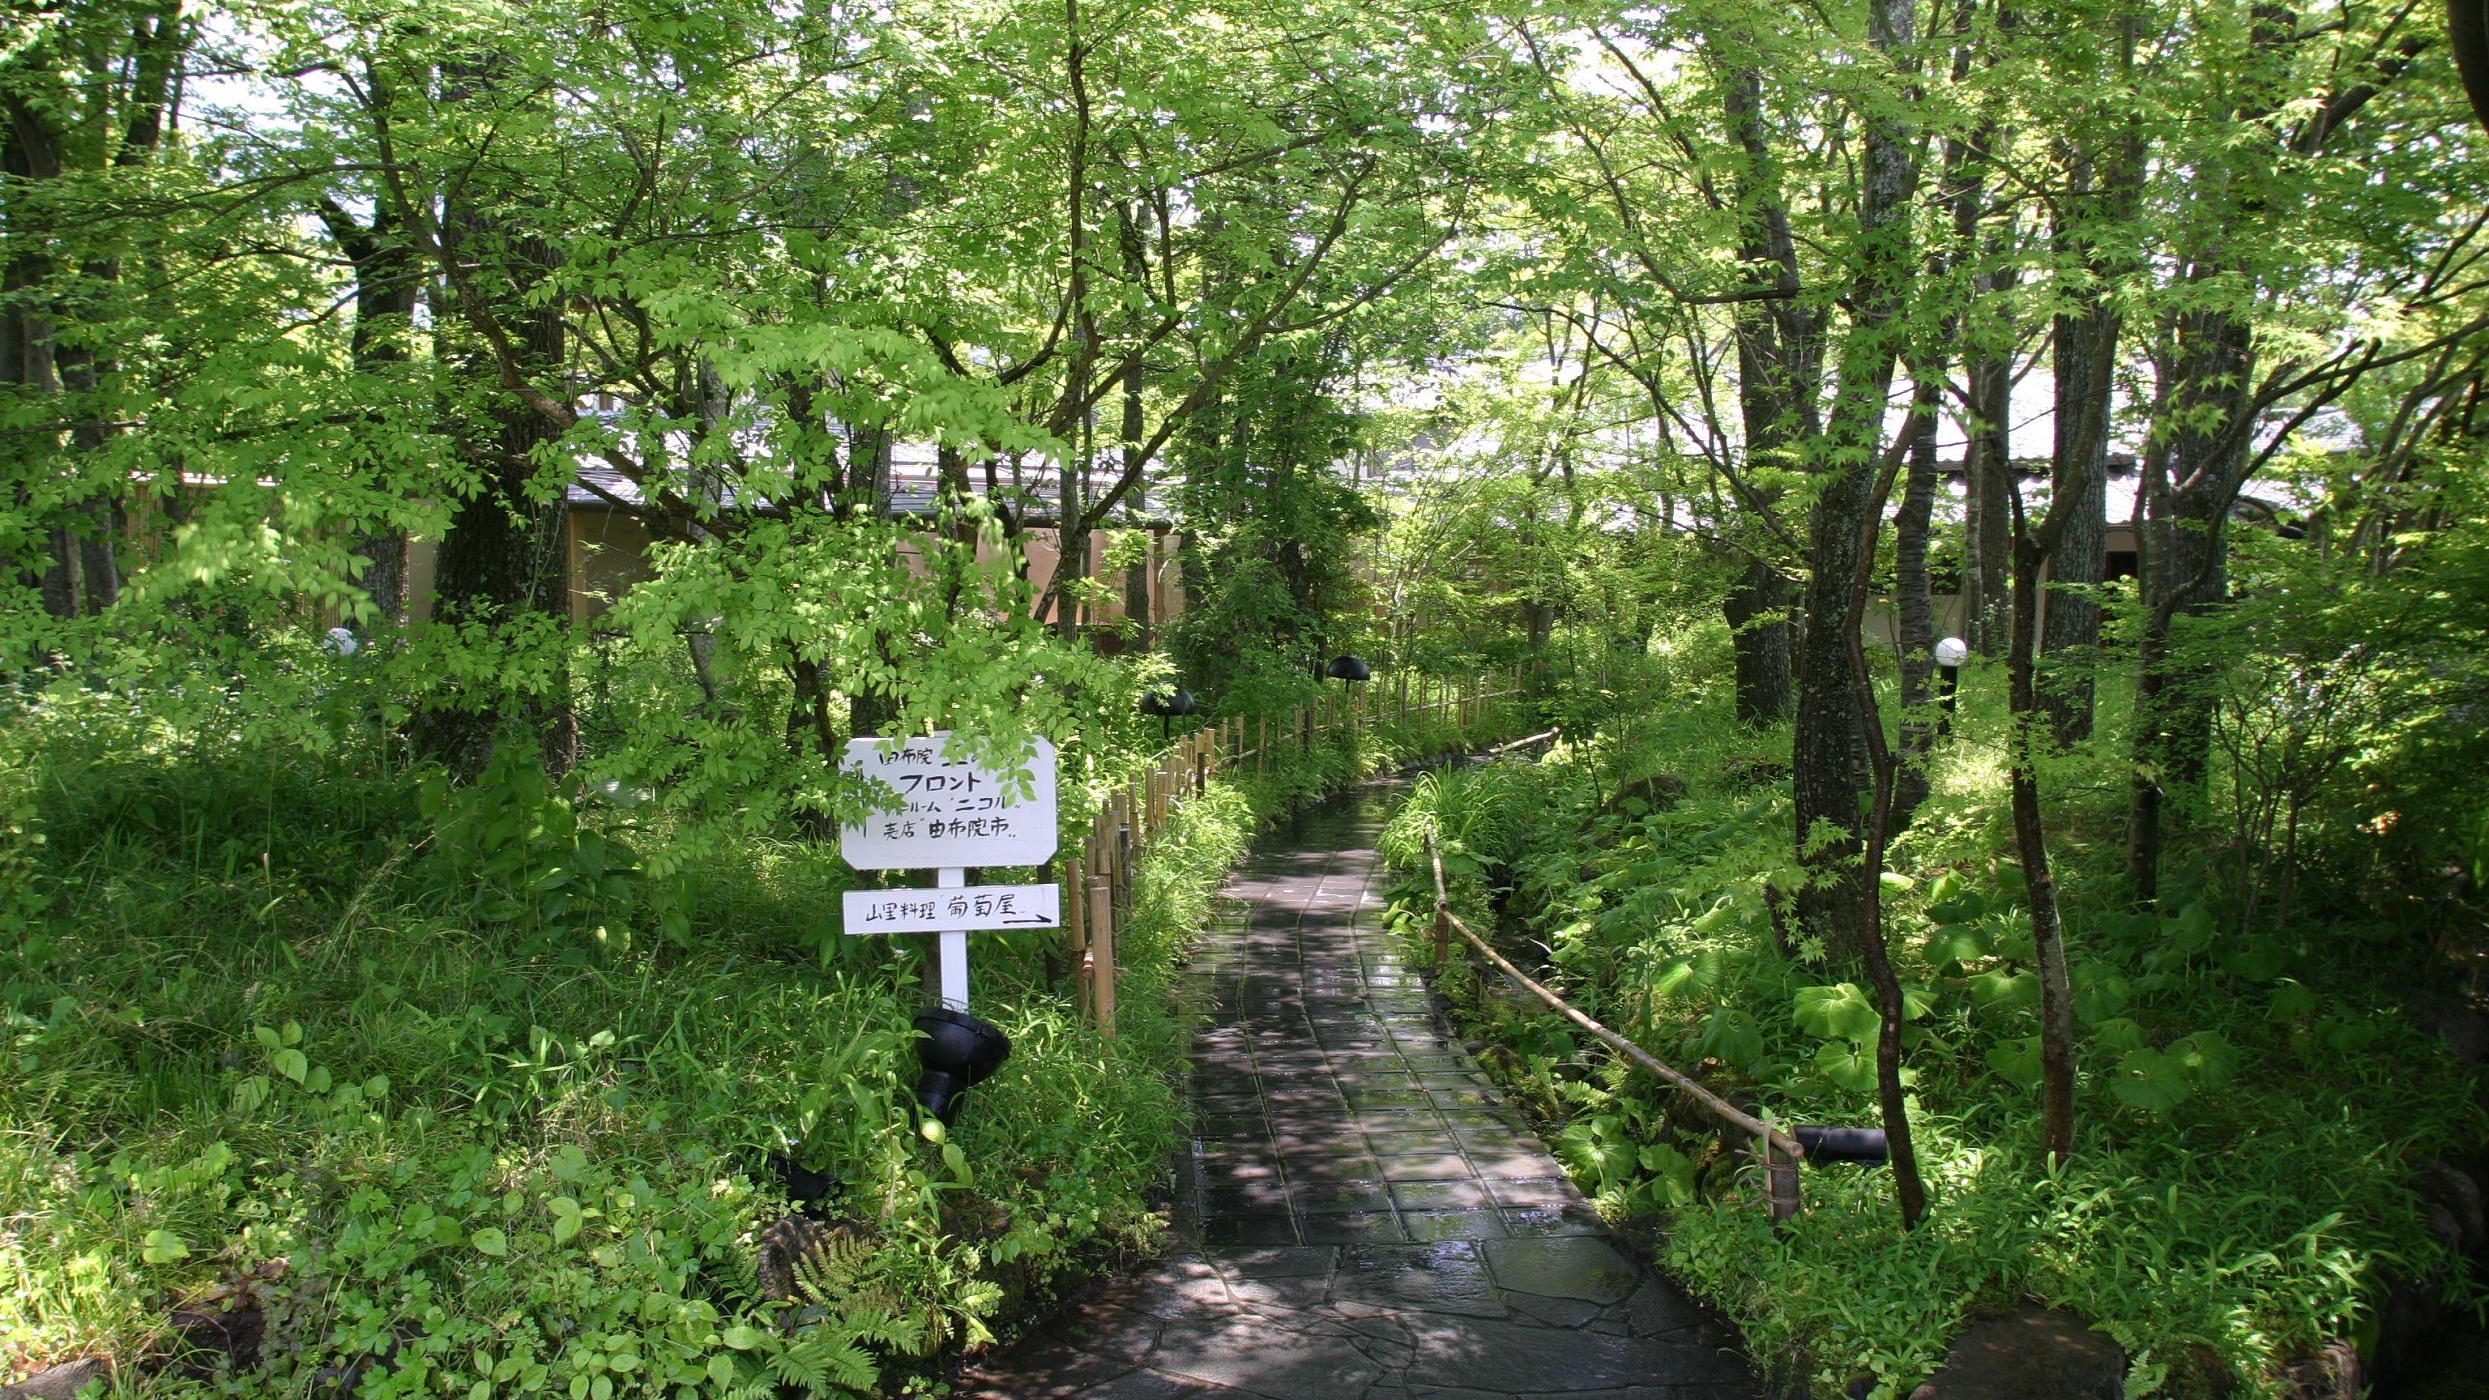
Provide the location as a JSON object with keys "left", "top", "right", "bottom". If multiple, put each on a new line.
{"left": 1065, "top": 854, "right": 1088, "bottom": 1011}
{"left": 1088, "top": 875, "right": 1116, "bottom": 1036}
{"left": 1115, "top": 794, "right": 1134, "bottom": 907}
{"left": 1764, "top": 1114, "right": 1801, "bottom": 1226}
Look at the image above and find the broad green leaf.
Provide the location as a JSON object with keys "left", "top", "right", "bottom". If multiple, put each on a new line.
{"left": 1792, "top": 983, "right": 1881, "bottom": 1043}
{"left": 550, "top": 1196, "right": 584, "bottom": 1245}
{"left": 1984, "top": 1035, "right": 2041, "bottom": 1090}
{"left": 1637, "top": 1142, "right": 1698, "bottom": 1207}
{"left": 1926, "top": 924, "right": 1991, "bottom": 969}
{"left": 1968, "top": 968, "right": 2039, "bottom": 1009}
{"left": 2111, "top": 1049, "right": 2194, "bottom": 1112}
{"left": 2087, "top": 1018, "right": 2148, "bottom": 1055}
{"left": 2071, "top": 965, "right": 2130, "bottom": 1023}
{"left": 472, "top": 1227, "right": 508, "bottom": 1257}
{"left": 2269, "top": 980, "right": 2322, "bottom": 1021}
{"left": 2170, "top": 1031, "right": 2239, "bottom": 1088}
{"left": 1814, "top": 1040, "right": 1880, "bottom": 1092}
{"left": 1696, "top": 1007, "right": 1765, "bottom": 1070}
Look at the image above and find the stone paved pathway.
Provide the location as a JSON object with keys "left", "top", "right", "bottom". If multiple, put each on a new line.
{"left": 959, "top": 793, "right": 1762, "bottom": 1400}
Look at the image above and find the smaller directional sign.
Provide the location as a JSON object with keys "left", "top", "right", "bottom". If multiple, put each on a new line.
{"left": 844, "top": 883, "right": 1061, "bottom": 935}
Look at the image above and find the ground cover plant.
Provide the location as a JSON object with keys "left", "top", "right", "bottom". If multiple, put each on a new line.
{"left": 0, "top": 644, "right": 1528, "bottom": 1396}
{"left": 1380, "top": 618, "right": 2487, "bottom": 1398}
{"left": 0, "top": 693, "right": 1248, "bottom": 1396}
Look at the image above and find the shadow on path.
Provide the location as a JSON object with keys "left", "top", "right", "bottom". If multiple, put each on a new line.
{"left": 958, "top": 792, "right": 1761, "bottom": 1400}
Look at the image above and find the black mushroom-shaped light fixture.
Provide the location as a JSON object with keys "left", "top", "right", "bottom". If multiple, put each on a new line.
{"left": 913, "top": 1007, "right": 1013, "bottom": 1126}
{"left": 1324, "top": 654, "right": 1371, "bottom": 685}
{"left": 1139, "top": 685, "right": 1196, "bottom": 741}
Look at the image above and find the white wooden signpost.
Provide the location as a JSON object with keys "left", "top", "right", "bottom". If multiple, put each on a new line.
{"left": 839, "top": 733, "right": 1059, "bottom": 1012}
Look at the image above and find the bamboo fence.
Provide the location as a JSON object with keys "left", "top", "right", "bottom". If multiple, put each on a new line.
{"left": 1056, "top": 667, "right": 1528, "bottom": 1037}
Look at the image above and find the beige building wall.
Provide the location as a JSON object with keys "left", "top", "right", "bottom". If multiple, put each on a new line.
{"left": 406, "top": 512, "right": 1182, "bottom": 638}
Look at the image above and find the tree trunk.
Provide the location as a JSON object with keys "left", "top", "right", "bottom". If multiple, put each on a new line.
{"left": 1964, "top": 353, "right": 2014, "bottom": 655}
{"left": 1724, "top": 556, "right": 1793, "bottom": 726}
{"left": 322, "top": 201, "right": 423, "bottom": 624}
{"left": 1717, "top": 64, "right": 1818, "bottom": 728}
{"left": 2040, "top": 294, "right": 2113, "bottom": 741}
{"left": 1944, "top": 82, "right": 2015, "bottom": 662}
{"left": 1892, "top": 374, "right": 1942, "bottom": 823}
{"left": 2126, "top": 303, "right": 2247, "bottom": 897}
{"left": 1119, "top": 312, "right": 1151, "bottom": 648}
{"left": 1796, "top": 0, "right": 1928, "bottom": 1226}
{"left": 2038, "top": 145, "right": 2126, "bottom": 744}
{"left": 2009, "top": 525, "right": 2079, "bottom": 1162}
{"left": 846, "top": 423, "right": 901, "bottom": 738}
{"left": 411, "top": 180, "right": 573, "bottom": 777}
{"left": 2005, "top": 296, "right": 2115, "bottom": 1164}
{"left": 1056, "top": 438, "right": 1086, "bottom": 643}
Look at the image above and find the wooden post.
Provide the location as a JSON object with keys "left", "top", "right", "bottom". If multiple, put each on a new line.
{"left": 1194, "top": 740, "right": 1208, "bottom": 796}
{"left": 1148, "top": 766, "right": 1166, "bottom": 832}
{"left": 1088, "top": 875, "right": 1116, "bottom": 1036}
{"left": 1256, "top": 715, "right": 1268, "bottom": 773}
{"left": 1098, "top": 809, "right": 1119, "bottom": 905}
{"left": 1066, "top": 856, "right": 1087, "bottom": 950}
{"left": 1115, "top": 794, "right": 1134, "bottom": 907}
{"left": 1764, "top": 1120, "right": 1800, "bottom": 1227}
{"left": 1397, "top": 672, "right": 1408, "bottom": 723}
{"left": 1065, "top": 854, "right": 1089, "bottom": 1010}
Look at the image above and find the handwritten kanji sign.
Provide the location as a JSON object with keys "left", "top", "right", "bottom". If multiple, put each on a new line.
{"left": 838, "top": 732, "right": 1058, "bottom": 870}
{"left": 842, "top": 882, "right": 1061, "bottom": 935}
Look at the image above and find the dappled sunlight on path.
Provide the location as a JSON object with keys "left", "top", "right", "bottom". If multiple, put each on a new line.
{"left": 959, "top": 793, "right": 1760, "bottom": 1400}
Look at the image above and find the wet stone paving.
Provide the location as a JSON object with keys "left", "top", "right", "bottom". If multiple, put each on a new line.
{"left": 959, "top": 793, "right": 1762, "bottom": 1400}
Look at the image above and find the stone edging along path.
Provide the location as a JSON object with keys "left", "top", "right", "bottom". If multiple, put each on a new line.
{"left": 959, "top": 791, "right": 1761, "bottom": 1400}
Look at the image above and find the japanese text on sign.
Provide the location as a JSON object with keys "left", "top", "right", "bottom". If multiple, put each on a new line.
{"left": 842, "top": 882, "right": 1062, "bottom": 935}
{"left": 838, "top": 732, "right": 1058, "bottom": 870}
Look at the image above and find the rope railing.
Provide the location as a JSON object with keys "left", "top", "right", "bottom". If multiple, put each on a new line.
{"left": 1422, "top": 831, "right": 1805, "bottom": 1223}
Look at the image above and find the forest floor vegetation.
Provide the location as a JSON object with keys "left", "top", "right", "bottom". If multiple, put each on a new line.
{"left": 1379, "top": 624, "right": 2485, "bottom": 1400}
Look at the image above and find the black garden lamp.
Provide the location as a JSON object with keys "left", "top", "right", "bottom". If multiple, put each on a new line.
{"left": 1324, "top": 654, "right": 1371, "bottom": 688}
{"left": 1794, "top": 1124, "right": 1888, "bottom": 1166}
{"left": 1139, "top": 685, "right": 1196, "bottom": 743}
{"left": 913, "top": 1007, "right": 1012, "bottom": 1126}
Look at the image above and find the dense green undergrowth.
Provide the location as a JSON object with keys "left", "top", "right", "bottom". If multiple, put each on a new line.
{"left": 1380, "top": 625, "right": 2484, "bottom": 1399}
{"left": 0, "top": 712, "right": 1233, "bottom": 1397}
{"left": 0, "top": 669, "right": 1523, "bottom": 1397}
